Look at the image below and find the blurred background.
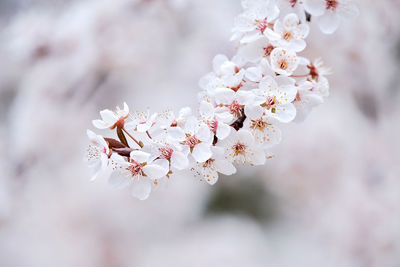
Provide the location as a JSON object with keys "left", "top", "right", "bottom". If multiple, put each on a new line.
{"left": 0, "top": 0, "right": 400, "bottom": 266}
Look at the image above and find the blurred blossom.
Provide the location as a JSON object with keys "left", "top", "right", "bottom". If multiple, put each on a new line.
{"left": 0, "top": 0, "right": 400, "bottom": 267}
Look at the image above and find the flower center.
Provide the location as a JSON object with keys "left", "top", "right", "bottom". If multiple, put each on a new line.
{"left": 279, "top": 60, "right": 288, "bottom": 70}
{"left": 264, "top": 45, "right": 275, "bottom": 57}
{"left": 129, "top": 160, "right": 143, "bottom": 176}
{"left": 326, "top": 0, "right": 338, "bottom": 10}
{"left": 255, "top": 19, "right": 268, "bottom": 34}
{"left": 283, "top": 31, "right": 293, "bottom": 41}
{"left": 233, "top": 143, "right": 246, "bottom": 156}
{"left": 202, "top": 158, "right": 215, "bottom": 168}
{"left": 159, "top": 146, "right": 173, "bottom": 159}
{"left": 229, "top": 100, "right": 242, "bottom": 117}
{"left": 289, "top": 0, "right": 297, "bottom": 7}
{"left": 185, "top": 134, "right": 199, "bottom": 148}
{"left": 208, "top": 120, "right": 218, "bottom": 133}
{"left": 251, "top": 119, "right": 268, "bottom": 131}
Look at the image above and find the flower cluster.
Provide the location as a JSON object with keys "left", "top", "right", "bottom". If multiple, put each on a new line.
{"left": 86, "top": 0, "right": 358, "bottom": 200}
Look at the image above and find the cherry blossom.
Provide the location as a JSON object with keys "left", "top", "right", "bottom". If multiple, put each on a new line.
{"left": 86, "top": 130, "right": 111, "bottom": 181}
{"left": 253, "top": 75, "right": 297, "bottom": 123}
{"left": 269, "top": 47, "right": 299, "bottom": 75}
{"left": 168, "top": 117, "right": 213, "bottom": 163}
{"left": 85, "top": 0, "right": 357, "bottom": 199}
{"left": 218, "top": 129, "right": 266, "bottom": 166}
{"left": 271, "top": 13, "right": 309, "bottom": 52}
{"left": 109, "top": 151, "right": 169, "bottom": 200}
{"left": 199, "top": 101, "right": 232, "bottom": 140}
{"left": 303, "top": 0, "right": 359, "bottom": 34}
{"left": 244, "top": 105, "right": 282, "bottom": 147}
{"left": 190, "top": 146, "right": 236, "bottom": 185}
{"left": 92, "top": 102, "right": 129, "bottom": 129}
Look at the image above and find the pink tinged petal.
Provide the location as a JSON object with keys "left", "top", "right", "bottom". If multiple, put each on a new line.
{"left": 318, "top": 11, "right": 341, "bottom": 34}
{"left": 236, "top": 90, "right": 253, "bottom": 105}
{"left": 143, "top": 163, "right": 168, "bottom": 180}
{"left": 290, "top": 40, "right": 306, "bottom": 52}
{"left": 100, "top": 110, "right": 118, "bottom": 125}
{"left": 213, "top": 54, "right": 229, "bottom": 73}
{"left": 244, "top": 105, "right": 264, "bottom": 120}
{"left": 303, "top": 0, "right": 325, "bottom": 16}
{"left": 215, "top": 112, "right": 234, "bottom": 124}
{"left": 216, "top": 123, "right": 231, "bottom": 140}
{"left": 168, "top": 127, "right": 186, "bottom": 141}
{"left": 214, "top": 159, "right": 236, "bottom": 176}
{"left": 340, "top": 1, "right": 359, "bottom": 20}
{"left": 108, "top": 172, "right": 131, "bottom": 190}
{"left": 283, "top": 13, "right": 300, "bottom": 28}
{"left": 130, "top": 151, "right": 150, "bottom": 163}
{"left": 249, "top": 148, "right": 266, "bottom": 166}
{"left": 245, "top": 67, "right": 263, "bottom": 82}
{"left": 214, "top": 88, "right": 235, "bottom": 105}
{"left": 202, "top": 167, "right": 219, "bottom": 185}
{"left": 131, "top": 178, "right": 152, "bottom": 200}
{"left": 192, "top": 143, "right": 212, "bottom": 163}
{"left": 259, "top": 75, "right": 279, "bottom": 92}
{"left": 199, "top": 101, "right": 215, "bottom": 119}
{"left": 237, "top": 37, "right": 268, "bottom": 62}
{"left": 136, "top": 122, "right": 151, "bottom": 133}
{"left": 237, "top": 129, "right": 255, "bottom": 146}
{"left": 197, "top": 124, "right": 212, "bottom": 141}
{"left": 273, "top": 103, "right": 297, "bottom": 123}
{"left": 122, "top": 102, "right": 129, "bottom": 116}
{"left": 171, "top": 151, "right": 189, "bottom": 170}
{"left": 87, "top": 129, "right": 97, "bottom": 140}
{"left": 92, "top": 119, "right": 109, "bottom": 129}
{"left": 184, "top": 116, "right": 199, "bottom": 135}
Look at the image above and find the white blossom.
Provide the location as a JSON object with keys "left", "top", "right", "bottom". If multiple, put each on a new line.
{"left": 190, "top": 146, "right": 236, "bottom": 185}
{"left": 92, "top": 102, "right": 129, "bottom": 129}
{"left": 253, "top": 75, "right": 297, "bottom": 123}
{"left": 86, "top": 130, "right": 111, "bottom": 181}
{"left": 168, "top": 117, "right": 213, "bottom": 163}
{"left": 303, "top": 0, "right": 359, "bottom": 34}
{"left": 109, "top": 151, "right": 169, "bottom": 200}
{"left": 271, "top": 13, "right": 309, "bottom": 52}
{"left": 218, "top": 129, "right": 266, "bottom": 166}
{"left": 269, "top": 47, "right": 299, "bottom": 76}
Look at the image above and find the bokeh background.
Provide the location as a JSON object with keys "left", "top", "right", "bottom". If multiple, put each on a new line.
{"left": 0, "top": 0, "right": 400, "bottom": 266}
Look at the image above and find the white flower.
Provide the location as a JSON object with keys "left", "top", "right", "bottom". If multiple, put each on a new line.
{"left": 86, "top": 130, "right": 111, "bottom": 181}
{"left": 109, "top": 151, "right": 169, "bottom": 200}
{"left": 219, "top": 129, "right": 266, "bottom": 166}
{"left": 276, "top": 0, "right": 306, "bottom": 21}
{"left": 253, "top": 75, "right": 297, "bottom": 123}
{"left": 168, "top": 116, "right": 213, "bottom": 163}
{"left": 147, "top": 136, "right": 189, "bottom": 171}
{"left": 191, "top": 146, "right": 236, "bottom": 185}
{"left": 92, "top": 102, "right": 129, "bottom": 129}
{"left": 244, "top": 105, "right": 282, "bottom": 148}
{"left": 244, "top": 58, "right": 275, "bottom": 82}
{"left": 199, "top": 55, "right": 245, "bottom": 93}
{"left": 292, "top": 79, "right": 324, "bottom": 121}
{"left": 302, "top": 57, "right": 332, "bottom": 82}
{"left": 199, "top": 101, "right": 232, "bottom": 140}
{"left": 125, "top": 110, "right": 158, "bottom": 133}
{"left": 270, "top": 47, "right": 299, "bottom": 76}
{"left": 232, "top": 1, "right": 280, "bottom": 42}
{"left": 214, "top": 87, "right": 255, "bottom": 121}
{"left": 303, "top": 0, "right": 359, "bottom": 34}
{"left": 237, "top": 36, "right": 277, "bottom": 63}
{"left": 271, "top": 13, "right": 310, "bottom": 52}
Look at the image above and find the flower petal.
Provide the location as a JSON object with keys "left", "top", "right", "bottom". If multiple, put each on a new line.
{"left": 131, "top": 178, "right": 152, "bottom": 200}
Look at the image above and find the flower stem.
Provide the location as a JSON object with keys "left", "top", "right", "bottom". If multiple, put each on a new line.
{"left": 122, "top": 127, "right": 143, "bottom": 148}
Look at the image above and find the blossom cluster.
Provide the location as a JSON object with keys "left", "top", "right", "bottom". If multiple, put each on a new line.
{"left": 86, "top": 0, "right": 358, "bottom": 200}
